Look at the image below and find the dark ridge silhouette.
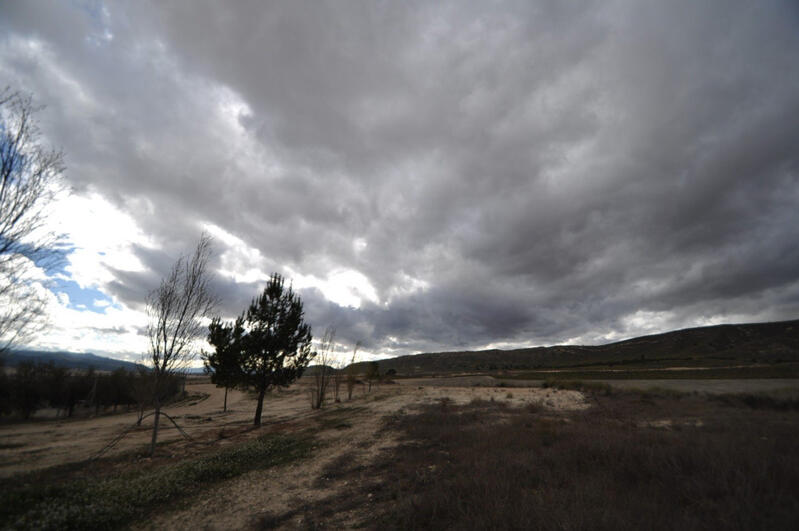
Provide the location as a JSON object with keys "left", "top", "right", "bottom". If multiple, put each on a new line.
{"left": 348, "top": 318, "right": 799, "bottom": 375}
{"left": 4, "top": 350, "right": 141, "bottom": 372}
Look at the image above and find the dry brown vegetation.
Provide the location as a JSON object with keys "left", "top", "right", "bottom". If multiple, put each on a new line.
{"left": 367, "top": 395, "right": 799, "bottom": 530}
{"left": 1, "top": 376, "right": 799, "bottom": 529}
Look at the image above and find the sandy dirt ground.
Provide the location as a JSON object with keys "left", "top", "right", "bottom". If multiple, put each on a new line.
{"left": 1, "top": 377, "right": 589, "bottom": 529}
{"left": 4, "top": 376, "right": 797, "bottom": 478}
{"left": 12, "top": 376, "right": 796, "bottom": 528}
{"left": 133, "top": 380, "right": 588, "bottom": 530}
{"left": 0, "top": 378, "right": 589, "bottom": 478}
{"left": 0, "top": 383, "right": 254, "bottom": 477}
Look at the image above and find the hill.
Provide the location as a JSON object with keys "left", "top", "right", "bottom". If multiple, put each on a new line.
{"left": 2, "top": 350, "right": 141, "bottom": 372}
{"left": 360, "top": 319, "right": 799, "bottom": 375}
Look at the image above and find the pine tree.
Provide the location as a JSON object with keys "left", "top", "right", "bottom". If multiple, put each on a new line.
{"left": 240, "top": 273, "right": 314, "bottom": 426}
{"left": 203, "top": 316, "right": 244, "bottom": 412}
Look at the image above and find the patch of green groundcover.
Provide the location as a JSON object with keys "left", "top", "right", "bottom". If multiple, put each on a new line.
{"left": 1, "top": 433, "right": 314, "bottom": 531}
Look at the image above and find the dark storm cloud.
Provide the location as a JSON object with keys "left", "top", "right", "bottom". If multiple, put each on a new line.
{"left": 2, "top": 0, "right": 798, "bottom": 355}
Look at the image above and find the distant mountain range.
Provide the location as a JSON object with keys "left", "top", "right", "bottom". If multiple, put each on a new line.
{"left": 2, "top": 350, "right": 142, "bottom": 372}
{"left": 5, "top": 319, "right": 798, "bottom": 375}
{"left": 1, "top": 350, "right": 212, "bottom": 374}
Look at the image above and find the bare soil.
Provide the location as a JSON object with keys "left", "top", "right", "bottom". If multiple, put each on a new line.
{"left": 9, "top": 376, "right": 794, "bottom": 529}
{"left": 134, "top": 381, "right": 587, "bottom": 530}
{"left": 0, "top": 378, "right": 587, "bottom": 529}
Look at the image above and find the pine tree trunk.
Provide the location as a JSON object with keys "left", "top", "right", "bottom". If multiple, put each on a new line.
{"left": 254, "top": 387, "right": 266, "bottom": 426}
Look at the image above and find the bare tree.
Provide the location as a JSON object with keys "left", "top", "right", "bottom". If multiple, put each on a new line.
{"left": 332, "top": 350, "right": 345, "bottom": 403}
{"left": 346, "top": 341, "right": 362, "bottom": 401}
{"left": 0, "top": 88, "right": 66, "bottom": 353}
{"left": 365, "top": 361, "right": 380, "bottom": 393}
{"left": 310, "top": 327, "right": 335, "bottom": 409}
{"left": 145, "top": 234, "right": 217, "bottom": 455}
{"left": 132, "top": 364, "right": 155, "bottom": 426}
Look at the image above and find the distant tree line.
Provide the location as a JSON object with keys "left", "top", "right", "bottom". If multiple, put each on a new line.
{"left": 0, "top": 361, "right": 183, "bottom": 421}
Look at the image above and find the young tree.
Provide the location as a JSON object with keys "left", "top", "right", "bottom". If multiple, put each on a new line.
{"left": 365, "top": 361, "right": 380, "bottom": 393}
{"left": 0, "top": 89, "right": 66, "bottom": 353}
{"left": 145, "top": 234, "right": 217, "bottom": 455}
{"left": 108, "top": 367, "right": 130, "bottom": 413}
{"left": 41, "top": 362, "right": 69, "bottom": 416}
{"left": 11, "top": 361, "right": 41, "bottom": 419}
{"left": 332, "top": 344, "right": 346, "bottom": 403}
{"left": 310, "top": 326, "right": 335, "bottom": 409}
{"left": 240, "top": 273, "right": 314, "bottom": 426}
{"left": 346, "top": 341, "right": 362, "bottom": 400}
{"left": 203, "top": 316, "right": 243, "bottom": 412}
{"left": 131, "top": 364, "right": 154, "bottom": 426}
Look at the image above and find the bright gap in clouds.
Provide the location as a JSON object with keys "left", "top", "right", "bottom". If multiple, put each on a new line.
{"left": 49, "top": 191, "right": 155, "bottom": 288}
{"left": 51, "top": 279, "right": 117, "bottom": 313}
{"left": 288, "top": 267, "right": 380, "bottom": 310}
{"left": 26, "top": 191, "right": 155, "bottom": 357}
{"left": 205, "top": 223, "right": 380, "bottom": 310}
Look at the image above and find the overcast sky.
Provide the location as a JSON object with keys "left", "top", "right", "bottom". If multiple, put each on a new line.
{"left": 2, "top": 1, "right": 798, "bottom": 363}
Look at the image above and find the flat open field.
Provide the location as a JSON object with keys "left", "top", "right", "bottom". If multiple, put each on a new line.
{"left": 2, "top": 376, "right": 798, "bottom": 529}
{"left": 401, "top": 374, "right": 799, "bottom": 394}
{"left": 589, "top": 378, "right": 799, "bottom": 394}
{"left": 0, "top": 378, "right": 587, "bottom": 479}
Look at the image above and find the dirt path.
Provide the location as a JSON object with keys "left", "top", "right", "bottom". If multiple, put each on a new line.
{"left": 137, "top": 382, "right": 588, "bottom": 530}
{"left": 1, "top": 378, "right": 588, "bottom": 527}
{"left": 0, "top": 382, "right": 254, "bottom": 477}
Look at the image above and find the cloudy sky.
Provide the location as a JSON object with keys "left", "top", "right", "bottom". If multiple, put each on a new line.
{"left": 2, "top": 1, "right": 798, "bottom": 363}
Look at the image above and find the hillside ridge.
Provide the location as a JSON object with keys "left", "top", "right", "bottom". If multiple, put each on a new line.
{"left": 358, "top": 318, "right": 799, "bottom": 374}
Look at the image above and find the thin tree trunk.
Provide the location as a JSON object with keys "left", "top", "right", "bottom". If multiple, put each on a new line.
{"left": 254, "top": 387, "right": 266, "bottom": 426}
{"left": 223, "top": 387, "right": 228, "bottom": 412}
{"left": 149, "top": 402, "right": 161, "bottom": 456}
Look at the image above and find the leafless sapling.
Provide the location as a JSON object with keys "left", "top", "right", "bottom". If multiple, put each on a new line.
{"left": 310, "top": 326, "right": 335, "bottom": 409}
{"left": 365, "top": 361, "right": 380, "bottom": 393}
{"left": 346, "top": 341, "right": 361, "bottom": 400}
{"left": 145, "top": 234, "right": 217, "bottom": 455}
